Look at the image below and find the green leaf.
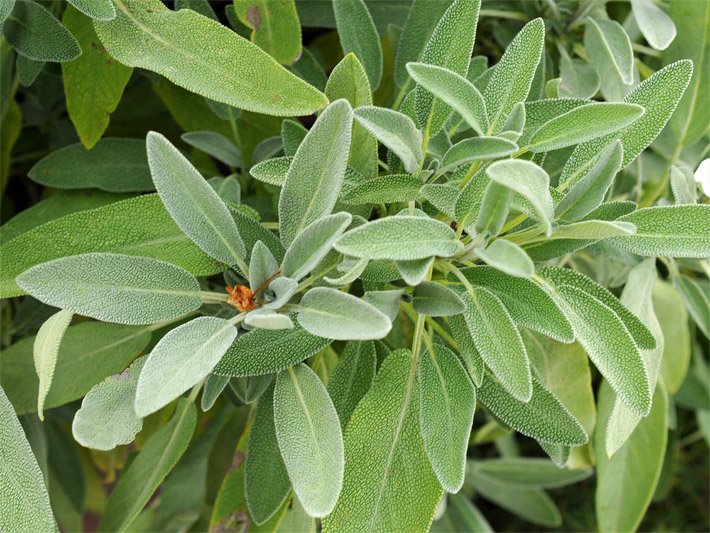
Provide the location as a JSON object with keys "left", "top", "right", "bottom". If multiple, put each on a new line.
{"left": 16, "top": 253, "right": 202, "bottom": 325}
{"left": 447, "top": 314, "right": 485, "bottom": 386}
{"left": 327, "top": 341, "right": 377, "bottom": 427}
{"left": 419, "top": 342, "right": 475, "bottom": 492}
{"left": 135, "top": 317, "right": 237, "bottom": 417}
{"left": 0, "top": 0, "right": 15, "bottom": 25}
{"left": 631, "top": 0, "right": 676, "bottom": 50}
{"left": 608, "top": 205, "right": 710, "bottom": 258}
{"left": 595, "top": 382, "right": 668, "bottom": 532}
{"left": 282, "top": 212, "right": 352, "bottom": 281}
{"left": 61, "top": 6, "right": 131, "bottom": 148}
{"left": 274, "top": 364, "right": 344, "bottom": 517}
{"left": 147, "top": 131, "right": 246, "bottom": 267}
{"left": 520, "top": 98, "right": 589, "bottom": 145}
{"left": 1, "top": 322, "right": 151, "bottom": 414}
{"left": 482, "top": 18, "right": 544, "bottom": 133}
{"left": 72, "top": 356, "right": 146, "bottom": 450}
{"left": 407, "top": 62, "right": 488, "bottom": 136}
{"left": 558, "top": 56, "right": 600, "bottom": 100}
{"left": 68, "top": 0, "right": 116, "bottom": 20}
{"left": 454, "top": 286, "right": 532, "bottom": 401}
{"left": 441, "top": 136, "right": 517, "bottom": 170}
{"left": 281, "top": 119, "right": 307, "bottom": 157}
{"left": 98, "top": 398, "right": 197, "bottom": 532}
{"left": 323, "top": 350, "right": 443, "bottom": 532}
{"left": 422, "top": 183, "right": 458, "bottom": 218}
{"left": 675, "top": 274, "right": 710, "bottom": 339}
{"left": 472, "top": 458, "right": 591, "bottom": 489}
{"left": 542, "top": 220, "right": 636, "bottom": 241}
{"left": 214, "top": 316, "right": 331, "bottom": 376}
{"left": 476, "top": 239, "right": 534, "bottom": 278}
{"left": 396, "top": 257, "right": 435, "bottom": 286}
{"left": 248, "top": 241, "right": 278, "bottom": 292}
{"left": 486, "top": 159, "right": 553, "bottom": 235}
{"left": 233, "top": 0, "right": 301, "bottom": 65}
{"left": 654, "top": 281, "right": 691, "bottom": 394}
{"left": 412, "top": 281, "right": 465, "bottom": 317}
{"left": 279, "top": 100, "right": 353, "bottom": 246}
{"left": 3, "top": 0, "right": 81, "bottom": 62}
{"left": 181, "top": 131, "right": 242, "bottom": 167}
{"left": 34, "top": 309, "right": 73, "bottom": 420}
{"left": 0, "top": 385, "right": 56, "bottom": 532}
{"left": 94, "top": 0, "right": 326, "bottom": 116}
{"left": 336, "top": 216, "right": 463, "bottom": 260}
{"left": 555, "top": 140, "right": 623, "bottom": 222}
{"left": 245, "top": 384, "right": 291, "bottom": 525}
{"left": 584, "top": 18, "right": 634, "bottom": 85}
{"left": 435, "top": 493, "right": 493, "bottom": 533}
{"left": 341, "top": 174, "right": 422, "bottom": 205}
{"left": 670, "top": 165, "right": 697, "bottom": 205}
{"left": 527, "top": 103, "right": 644, "bottom": 152}
{"left": 363, "top": 290, "right": 404, "bottom": 321}
{"left": 353, "top": 106, "right": 423, "bottom": 174}
{"left": 298, "top": 287, "right": 391, "bottom": 340}
{"left": 230, "top": 374, "right": 274, "bottom": 405}
{"left": 28, "top": 139, "right": 152, "bottom": 192}
{"left": 413, "top": 0, "right": 481, "bottom": 135}
{"left": 474, "top": 181, "right": 512, "bottom": 237}
{"left": 245, "top": 309, "right": 294, "bottom": 330}
{"left": 478, "top": 375, "right": 588, "bottom": 446}
{"left": 333, "top": 0, "right": 382, "bottom": 90}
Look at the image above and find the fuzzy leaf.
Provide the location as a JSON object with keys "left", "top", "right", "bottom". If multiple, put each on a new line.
{"left": 670, "top": 166, "right": 697, "bottom": 205}
{"left": 476, "top": 239, "right": 534, "bottom": 278}
{"left": 363, "top": 290, "right": 404, "bottom": 321}
{"left": 244, "top": 309, "right": 294, "bottom": 330}
{"left": 233, "top": 0, "right": 301, "bottom": 65}
{"left": 412, "top": 281, "right": 465, "bottom": 317}
{"left": 94, "top": 0, "right": 327, "bottom": 115}
{"left": 16, "top": 253, "right": 202, "bottom": 325}
{"left": 68, "top": 0, "right": 116, "bottom": 20}
{"left": 447, "top": 314, "right": 485, "bottom": 386}
{"left": 543, "top": 220, "right": 636, "bottom": 241}
{"left": 279, "top": 100, "right": 353, "bottom": 245}
{"left": 631, "top": 0, "right": 676, "bottom": 50}
{"left": 181, "top": 131, "right": 241, "bottom": 167}
{"left": 33, "top": 309, "right": 73, "bottom": 420}
{"left": 249, "top": 241, "right": 278, "bottom": 293}
{"left": 474, "top": 182, "right": 512, "bottom": 237}
{"left": 327, "top": 341, "right": 377, "bottom": 427}
{"left": 396, "top": 257, "right": 435, "bottom": 286}
{"left": 472, "top": 458, "right": 591, "bottom": 489}
{"left": 441, "top": 137, "right": 517, "bottom": 170}
{"left": 584, "top": 18, "right": 633, "bottom": 85}
{"left": 333, "top": 0, "right": 382, "bottom": 90}
{"left": 654, "top": 281, "right": 691, "bottom": 394}
{"left": 281, "top": 119, "right": 307, "bottom": 157}
{"left": 274, "top": 364, "right": 344, "bottom": 517}
{"left": 675, "top": 275, "right": 710, "bottom": 339}
{"left": 341, "top": 174, "right": 422, "bottom": 205}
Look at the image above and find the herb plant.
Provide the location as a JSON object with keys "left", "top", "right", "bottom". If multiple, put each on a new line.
{"left": 1, "top": 0, "right": 708, "bottom": 531}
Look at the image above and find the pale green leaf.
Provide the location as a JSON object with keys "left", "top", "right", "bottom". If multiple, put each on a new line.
{"left": 249, "top": 241, "right": 278, "bottom": 293}
{"left": 447, "top": 314, "right": 485, "bottom": 387}
{"left": 244, "top": 309, "right": 294, "bottom": 330}
{"left": 233, "top": 0, "right": 301, "bottom": 65}
{"left": 419, "top": 342, "right": 475, "bottom": 492}
{"left": 327, "top": 341, "right": 377, "bottom": 427}
{"left": 279, "top": 100, "right": 353, "bottom": 245}
{"left": 441, "top": 137, "right": 517, "bottom": 170}
{"left": 333, "top": 0, "right": 382, "bottom": 90}
{"left": 325, "top": 257, "right": 369, "bottom": 286}
{"left": 543, "top": 220, "right": 636, "bottom": 241}
{"left": 181, "top": 131, "right": 242, "bottom": 167}
{"left": 16, "top": 253, "right": 202, "bottom": 325}
{"left": 274, "top": 364, "right": 344, "bottom": 517}
{"left": 670, "top": 166, "right": 698, "bottom": 205}
{"left": 297, "top": 287, "right": 391, "bottom": 340}
{"left": 472, "top": 180, "right": 512, "bottom": 237}
{"left": 584, "top": 18, "right": 634, "bottom": 85}
{"left": 631, "top": 0, "right": 676, "bottom": 50}
{"left": 421, "top": 183, "right": 458, "bottom": 219}
{"left": 413, "top": 281, "right": 465, "bottom": 317}
{"left": 558, "top": 56, "right": 600, "bottom": 100}
{"left": 341, "top": 174, "right": 422, "bottom": 205}
{"left": 654, "top": 280, "right": 691, "bottom": 394}
{"left": 396, "top": 257, "right": 435, "bottom": 286}
{"left": 72, "top": 356, "right": 146, "bottom": 450}
{"left": 34, "top": 309, "right": 73, "bottom": 420}
{"left": 200, "top": 374, "right": 229, "bottom": 411}
{"left": 472, "top": 458, "right": 591, "bottom": 489}
{"left": 675, "top": 274, "right": 710, "bottom": 339}
{"left": 281, "top": 119, "right": 307, "bottom": 157}
{"left": 476, "top": 239, "right": 534, "bottom": 278}
{"left": 363, "top": 290, "right": 404, "bottom": 321}
{"left": 520, "top": 98, "right": 589, "bottom": 146}
{"left": 68, "top": 0, "right": 116, "bottom": 20}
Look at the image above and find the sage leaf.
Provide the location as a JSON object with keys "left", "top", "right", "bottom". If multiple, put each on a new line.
{"left": 181, "top": 131, "right": 242, "bottom": 167}
{"left": 419, "top": 342, "right": 475, "bottom": 492}
{"left": 354, "top": 106, "right": 423, "bottom": 174}
{"left": 72, "top": 356, "right": 146, "bottom": 450}
{"left": 333, "top": 0, "right": 382, "bottom": 90}
{"left": 135, "top": 317, "right": 238, "bottom": 417}
{"left": 654, "top": 281, "right": 691, "bottom": 394}
{"left": 298, "top": 287, "right": 392, "bottom": 340}
{"left": 274, "top": 364, "right": 344, "bottom": 517}
{"left": 584, "top": 18, "right": 634, "bottom": 85}
{"left": 249, "top": 241, "right": 278, "bottom": 293}
{"left": 147, "top": 131, "right": 246, "bottom": 267}
{"left": 675, "top": 275, "right": 710, "bottom": 339}
{"left": 0, "top": 386, "right": 56, "bottom": 532}
{"left": 233, "top": 0, "right": 301, "bottom": 65}
{"left": 282, "top": 212, "right": 352, "bottom": 281}
{"left": 396, "top": 257, "right": 435, "bottom": 286}
{"left": 0, "top": 0, "right": 14, "bottom": 25}
{"left": 336, "top": 216, "right": 463, "bottom": 260}
{"left": 543, "top": 220, "right": 636, "bottom": 241}
{"left": 323, "top": 350, "right": 443, "bottom": 532}
{"left": 98, "top": 399, "right": 197, "bottom": 532}
{"left": 34, "top": 309, "right": 73, "bottom": 420}
{"left": 16, "top": 253, "right": 202, "bottom": 325}
{"left": 631, "top": 0, "right": 676, "bottom": 50}
{"left": 448, "top": 314, "right": 485, "bottom": 386}
{"left": 94, "top": 0, "right": 327, "bottom": 115}
{"left": 244, "top": 309, "right": 294, "bottom": 330}
{"left": 474, "top": 181, "right": 512, "bottom": 237}
{"left": 341, "top": 174, "right": 422, "bottom": 205}
{"left": 558, "top": 56, "right": 600, "bottom": 100}
{"left": 412, "top": 281, "right": 465, "bottom": 317}
{"left": 231, "top": 374, "right": 274, "bottom": 405}
{"left": 282, "top": 119, "right": 308, "bottom": 157}
{"left": 200, "top": 374, "right": 229, "bottom": 411}
{"left": 670, "top": 166, "right": 697, "bottom": 205}
{"left": 472, "top": 458, "right": 591, "bottom": 489}
{"left": 67, "top": 0, "right": 116, "bottom": 20}
{"left": 441, "top": 136, "right": 517, "bottom": 170}
{"left": 327, "top": 341, "right": 377, "bottom": 427}
{"left": 363, "top": 290, "right": 404, "bottom": 321}
{"left": 476, "top": 239, "right": 534, "bottom": 279}
{"left": 279, "top": 100, "right": 353, "bottom": 246}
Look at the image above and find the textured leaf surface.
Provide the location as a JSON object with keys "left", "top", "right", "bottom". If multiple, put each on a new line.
{"left": 354, "top": 106, "right": 422, "bottom": 174}
{"left": 442, "top": 137, "right": 517, "bottom": 170}
{"left": 341, "top": 174, "right": 422, "bottom": 205}
{"left": 584, "top": 18, "right": 633, "bottom": 85}
{"left": 327, "top": 341, "right": 377, "bottom": 427}
{"left": 631, "top": 0, "right": 676, "bottom": 50}
{"left": 323, "top": 350, "right": 443, "bottom": 532}
{"left": 654, "top": 281, "right": 691, "bottom": 394}
{"left": 16, "top": 253, "right": 202, "bottom": 325}
{"left": 233, "top": 0, "right": 301, "bottom": 65}
{"left": 473, "top": 458, "right": 590, "bottom": 488}
{"left": 68, "top": 0, "right": 116, "bottom": 20}
{"left": 476, "top": 239, "right": 534, "bottom": 278}
{"left": 274, "top": 364, "right": 344, "bottom": 517}
{"left": 33, "top": 309, "right": 73, "bottom": 420}
{"left": 181, "top": 131, "right": 241, "bottom": 167}
{"left": 396, "top": 257, "right": 435, "bottom": 286}
{"left": 333, "top": 0, "right": 382, "bottom": 89}
{"left": 94, "top": 0, "right": 327, "bottom": 115}
{"left": 412, "top": 281, "right": 465, "bottom": 317}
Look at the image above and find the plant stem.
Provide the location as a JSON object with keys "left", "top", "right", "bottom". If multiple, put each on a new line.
{"left": 199, "top": 290, "right": 230, "bottom": 303}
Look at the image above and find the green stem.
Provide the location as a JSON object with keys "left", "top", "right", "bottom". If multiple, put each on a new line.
{"left": 199, "top": 290, "right": 229, "bottom": 303}
{"left": 479, "top": 9, "right": 528, "bottom": 21}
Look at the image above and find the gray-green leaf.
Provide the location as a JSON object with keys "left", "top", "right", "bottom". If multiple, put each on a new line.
{"left": 333, "top": 0, "right": 382, "bottom": 90}
{"left": 34, "top": 309, "right": 73, "bottom": 420}
{"left": 412, "top": 281, "right": 465, "bottom": 317}
{"left": 476, "top": 239, "right": 534, "bottom": 278}
{"left": 181, "top": 131, "right": 242, "bottom": 167}
{"left": 327, "top": 341, "right": 377, "bottom": 427}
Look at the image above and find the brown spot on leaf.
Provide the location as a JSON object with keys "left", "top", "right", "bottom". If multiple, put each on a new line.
{"left": 246, "top": 6, "right": 261, "bottom": 31}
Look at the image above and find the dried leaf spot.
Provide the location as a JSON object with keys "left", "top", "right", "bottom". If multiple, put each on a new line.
{"left": 246, "top": 6, "right": 261, "bottom": 31}
{"left": 226, "top": 284, "right": 255, "bottom": 312}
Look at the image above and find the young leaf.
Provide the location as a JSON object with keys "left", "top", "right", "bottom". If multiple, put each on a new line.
{"left": 341, "top": 174, "right": 422, "bottom": 205}
{"left": 98, "top": 399, "right": 197, "bottom": 532}
{"left": 333, "top": 0, "right": 382, "bottom": 90}
{"left": 327, "top": 341, "right": 377, "bottom": 427}
{"left": 135, "top": 317, "right": 237, "bottom": 417}
{"left": 16, "top": 253, "right": 202, "bottom": 325}
{"left": 413, "top": 0, "right": 482, "bottom": 135}
{"left": 654, "top": 281, "right": 691, "bottom": 394}
{"left": 323, "top": 350, "right": 443, "bottom": 532}
{"left": 584, "top": 18, "right": 634, "bottom": 85}
{"left": 33, "top": 309, "right": 73, "bottom": 420}
{"left": 630, "top": 0, "right": 676, "bottom": 50}
{"left": 233, "top": 0, "right": 301, "bottom": 65}
{"left": 412, "top": 281, "right": 465, "bottom": 317}
{"left": 363, "top": 290, "right": 405, "bottom": 321}
{"left": 3, "top": 0, "right": 81, "bottom": 62}
{"left": 245, "top": 384, "right": 291, "bottom": 525}
{"left": 279, "top": 100, "right": 353, "bottom": 246}
{"left": 67, "top": 0, "right": 116, "bottom": 20}
{"left": 527, "top": 103, "right": 644, "bottom": 152}
{"left": 147, "top": 131, "right": 246, "bottom": 267}
{"left": 476, "top": 239, "right": 534, "bottom": 278}
{"left": 474, "top": 182, "right": 512, "bottom": 238}
{"left": 244, "top": 309, "right": 294, "bottom": 330}
{"left": 483, "top": 18, "right": 545, "bottom": 133}
{"left": 407, "top": 62, "right": 488, "bottom": 136}
{"left": 94, "top": 0, "right": 327, "bottom": 115}
{"left": 281, "top": 119, "right": 308, "bottom": 157}
{"left": 249, "top": 241, "right": 279, "bottom": 293}
{"left": 396, "top": 257, "right": 435, "bottom": 286}
{"left": 274, "top": 364, "right": 344, "bottom": 517}
{"left": 670, "top": 166, "right": 697, "bottom": 205}
{"left": 675, "top": 275, "right": 710, "bottom": 339}
{"left": 441, "top": 137, "right": 517, "bottom": 170}
{"left": 608, "top": 205, "right": 710, "bottom": 258}
{"left": 0, "top": 385, "right": 57, "bottom": 532}
{"left": 72, "top": 356, "right": 146, "bottom": 450}
{"left": 419, "top": 342, "right": 475, "bottom": 492}
{"left": 297, "top": 287, "right": 392, "bottom": 340}
{"left": 282, "top": 212, "right": 352, "bottom": 281}
{"left": 62, "top": 6, "right": 132, "bottom": 149}
{"left": 336, "top": 216, "right": 463, "bottom": 260}
{"left": 353, "top": 106, "right": 423, "bottom": 174}
{"left": 181, "top": 131, "right": 242, "bottom": 167}
{"left": 478, "top": 375, "right": 588, "bottom": 446}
